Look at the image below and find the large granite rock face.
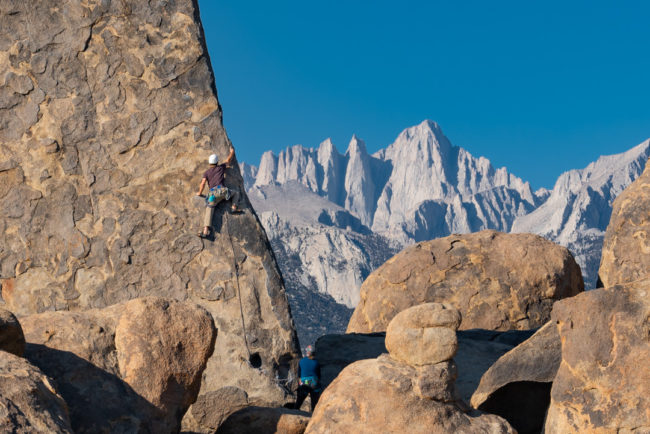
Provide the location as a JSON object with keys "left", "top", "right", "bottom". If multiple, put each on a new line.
{"left": 0, "top": 0, "right": 300, "bottom": 426}
{"left": 471, "top": 322, "right": 560, "bottom": 434}
{"left": 599, "top": 157, "right": 650, "bottom": 287}
{"left": 348, "top": 230, "right": 584, "bottom": 333}
{"left": 545, "top": 281, "right": 650, "bottom": 433}
{"left": 21, "top": 297, "right": 216, "bottom": 433}
{"left": 0, "top": 350, "right": 73, "bottom": 433}
{"left": 0, "top": 307, "right": 25, "bottom": 356}
{"left": 307, "top": 303, "right": 515, "bottom": 433}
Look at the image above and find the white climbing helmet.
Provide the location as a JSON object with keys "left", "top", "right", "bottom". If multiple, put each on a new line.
{"left": 208, "top": 154, "right": 218, "bottom": 164}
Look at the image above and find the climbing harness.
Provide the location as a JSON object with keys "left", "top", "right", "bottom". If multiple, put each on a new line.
{"left": 207, "top": 185, "right": 231, "bottom": 205}
{"left": 300, "top": 376, "right": 321, "bottom": 392}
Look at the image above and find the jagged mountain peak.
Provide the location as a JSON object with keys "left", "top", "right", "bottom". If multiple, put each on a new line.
{"left": 548, "top": 138, "right": 650, "bottom": 197}
{"left": 380, "top": 120, "right": 454, "bottom": 170}
{"left": 405, "top": 119, "right": 444, "bottom": 136}
{"left": 250, "top": 120, "right": 538, "bottom": 235}
{"left": 511, "top": 137, "right": 650, "bottom": 287}
{"left": 318, "top": 137, "right": 338, "bottom": 153}
{"left": 346, "top": 134, "right": 368, "bottom": 155}
{"left": 396, "top": 119, "right": 448, "bottom": 143}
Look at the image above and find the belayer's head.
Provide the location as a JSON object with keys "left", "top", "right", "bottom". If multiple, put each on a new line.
{"left": 305, "top": 345, "right": 315, "bottom": 358}
{"left": 208, "top": 154, "right": 218, "bottom": 166}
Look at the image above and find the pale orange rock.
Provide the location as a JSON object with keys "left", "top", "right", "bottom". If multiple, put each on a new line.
{"left": 21, "top": 297, "right": 216, "bottom": 433}
{"left": 385, "top": 303, "right": 461, "bottom": 366}
{"left": 305, "top": 355, "right": 514, "bottom": 434}
{"left": 0, "top": 351, "right": 72, "bottom": 433}
{"left": 348, "top": 230, "right": 584, "bottom": 333}
{"left": 114, "top": 297, "right": 216, "bottom": 427}
{"left": 545, "top": 280, "right": 650, "bottom": 433}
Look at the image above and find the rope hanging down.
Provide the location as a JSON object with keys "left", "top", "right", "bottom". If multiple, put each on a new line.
{"left": 223, "top": 212, "right": 295, "bottom": 396}
{"left": 224, "top": 212, "right": 252, "bottom": 361}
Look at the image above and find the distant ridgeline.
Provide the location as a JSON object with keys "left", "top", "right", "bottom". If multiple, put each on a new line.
{"left": 242, "top": 120, "right": 650, "bottom": 342}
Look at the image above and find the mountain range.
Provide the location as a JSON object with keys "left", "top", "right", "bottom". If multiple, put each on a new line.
{"left": 241, "top": 120, "right": 650, "bottom": 345}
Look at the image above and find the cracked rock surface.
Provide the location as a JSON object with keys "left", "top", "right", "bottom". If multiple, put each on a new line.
{"left": 544, "top": 281, "right": 650, "bottom": 433}
{"left": 348, "top": 230, "right": 584, "bottom": 333}
{"left": 0, "top": 1, "right": 300, "bottom": 431}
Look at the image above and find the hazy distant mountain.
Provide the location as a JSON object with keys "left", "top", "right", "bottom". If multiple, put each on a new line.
{"left": 242, "top": 120, "right": 649, "bottom": 339}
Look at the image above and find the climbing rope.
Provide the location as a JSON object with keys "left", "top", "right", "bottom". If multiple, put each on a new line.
{"left": 224, "top": 209, "right": 295, "bottom": 397}
{"left": 223, "top": 211, "right": 253, "bottom": 362}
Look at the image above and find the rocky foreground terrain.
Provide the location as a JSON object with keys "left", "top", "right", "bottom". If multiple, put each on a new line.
{"left": 1, "top": 1, "right": 648, "bottom": 433}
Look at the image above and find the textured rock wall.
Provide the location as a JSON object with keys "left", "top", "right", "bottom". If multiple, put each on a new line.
{"left": 545, "top": 281, "right": 650, "bottom": 433}
{"left": 0, "top": 0, "right": 300, "bottom": 428}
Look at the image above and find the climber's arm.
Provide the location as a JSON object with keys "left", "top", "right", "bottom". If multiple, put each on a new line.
{"left": 196, "top": 178, "right": 207, "bottom": 196}
{"left": 223, "top": 147, "right": 235, "bottom": 167}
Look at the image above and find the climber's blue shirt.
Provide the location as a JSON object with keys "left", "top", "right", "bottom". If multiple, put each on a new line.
{"left": 298, "top": 357, "right": 321, "bottom": 380}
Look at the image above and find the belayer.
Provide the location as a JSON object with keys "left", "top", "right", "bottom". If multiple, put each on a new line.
{"left": 294, "top": 345, "right": 322, "bottom": 412}
{"left": 196, "top": 147, "right": 241, "bottom": 238}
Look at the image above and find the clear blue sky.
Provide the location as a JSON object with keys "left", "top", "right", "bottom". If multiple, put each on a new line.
{"left": 196, "top": 1, "right": 650, "bottom": 190}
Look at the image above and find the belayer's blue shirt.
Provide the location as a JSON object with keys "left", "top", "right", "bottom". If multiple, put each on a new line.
{"left": 298, "top": 357, "right": 321, "bottom": 380}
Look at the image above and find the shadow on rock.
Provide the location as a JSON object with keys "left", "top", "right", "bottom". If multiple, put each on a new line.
{"left": 25, "top": 343, "right": 163, "bottom": 433}
{"left": 478, "top": 381, "right": 551, "bottom": 434}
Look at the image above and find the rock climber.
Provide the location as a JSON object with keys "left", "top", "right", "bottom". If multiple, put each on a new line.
{"left": 196, "top": 147, "right": 241, "bottom": 238}
{"left": 294, "top": 345, "right": 322, "bottom": 412}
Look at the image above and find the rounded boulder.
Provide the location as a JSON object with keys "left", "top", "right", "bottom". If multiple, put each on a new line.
{"left": 348, "top": 230, "right": 584, "bottom": 333}
{"left": 386, "top": 303, "right": 461, "bottom": 366}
